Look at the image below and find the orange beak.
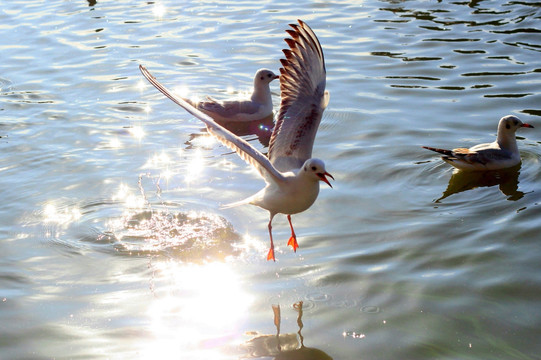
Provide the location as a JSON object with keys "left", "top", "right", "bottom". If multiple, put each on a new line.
{"left": 521, "top": 123, "right": 534, "bottom": 128}
{"left": 317, "top": 171, "right": 334, "bottom": 188}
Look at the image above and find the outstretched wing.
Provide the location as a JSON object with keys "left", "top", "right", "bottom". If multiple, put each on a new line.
{"left": 139, "top": 65, "right": 285, "bottom": 184}
{"left": 268, "top": 19, "right": 328, "bottom": 172}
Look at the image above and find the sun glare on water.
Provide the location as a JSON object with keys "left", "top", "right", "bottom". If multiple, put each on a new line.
{"left": 129, "top": 126, "right": 145, "bottom": 140}
{"left": 42, "top": 203, "right": 82, "bottom": 225}
{"left": 136, "top": 79, "right": 146, "bottom": 92}
{"left": 113, "top": 183, "right": 146, "bottom": 209}
{"left": 152, "top": 3, "right": 166, "bottom": 18}
{"left": 173, "top": 85, "right": 190, "bottom": 99}
{"left": 184, "top": 148, "right": 206, "bottom": 184}
{"left": 140, "top": 261, "right": 252, "bottom": 359}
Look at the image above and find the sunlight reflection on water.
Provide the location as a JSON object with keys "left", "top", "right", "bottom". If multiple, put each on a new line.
{"left": 99, "top": 177, "right": 244, "bottom": 260}
{"left": 43, "top": 203, "right": 82, "bottom": 226}
{"left": 2, "top": 0, "right": 541, "bottom": 358}
{"left": 142, "top": 261, "right": 253, "bottom": 359}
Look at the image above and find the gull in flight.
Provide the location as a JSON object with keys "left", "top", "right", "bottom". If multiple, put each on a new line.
{"left": 140, "top": 19, "right": 332, "bottom": 261}
{"left": 181, "top": 68, "right": 278, "bottom": 122}
{"left": 423, "top": 115, "right": 534, "bottom": 171}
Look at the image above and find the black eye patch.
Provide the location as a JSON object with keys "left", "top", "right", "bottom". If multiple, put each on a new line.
{"left": 260, "top": 76, "right": 264, "bottom": 80}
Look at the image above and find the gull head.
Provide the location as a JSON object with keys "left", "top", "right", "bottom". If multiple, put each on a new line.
{"left": 301, "top": 158, "right": 334, "bottom": 188}
{"left": 499, "top": 115, "right": 534, "bottom": 135}
{"left": 254, "top": 69, "right": 279, "bottom": 86}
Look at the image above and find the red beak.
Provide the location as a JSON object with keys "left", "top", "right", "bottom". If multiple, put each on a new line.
{"left": 273, "top": 75, "right": 280, "bottom": 80}
{"left": 317, "top": 171, "right": 334, "bottom": 188}
{"left": 521, "top": 123, "right": 534, "bottom": 128}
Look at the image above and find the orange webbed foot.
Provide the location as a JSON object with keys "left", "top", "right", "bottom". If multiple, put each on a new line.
{"left": 287, "top": 236, "right": 299, "bottom": 252}
{"left": 267, "top": 247, "right": 276, "bottom": 261}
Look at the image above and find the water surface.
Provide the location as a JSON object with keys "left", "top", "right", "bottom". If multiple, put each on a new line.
{"left": 1, "top": 1, "right": 540, "bottom": 359}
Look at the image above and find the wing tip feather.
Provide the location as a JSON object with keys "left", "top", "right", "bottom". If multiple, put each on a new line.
{"left": 268, "top": 20, "right": 327, "bottom": 165}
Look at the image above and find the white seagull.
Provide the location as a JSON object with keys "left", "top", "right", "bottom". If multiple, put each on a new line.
{"left": 181, "top": 68, "right": 278, "bottom": 122}
{"left": 140, "top": 19, "right": 332, "bottom": 261}
{"left": 423, "top": 115, "right": 534, "bottom": 171}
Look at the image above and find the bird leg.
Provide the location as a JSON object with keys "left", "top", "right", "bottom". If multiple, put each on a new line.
{"left": 267, "top": 215, "right": 276, "bottom": 261}
{"left": 286, "top": 214, "right": 299, "bottom": 252}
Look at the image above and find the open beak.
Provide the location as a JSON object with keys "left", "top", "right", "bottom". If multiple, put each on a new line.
{"left": 317, "top": 171, "right": 334, "bottom": 188}
{"left": 521, "top": 123, "right": 534, "bottom": 128}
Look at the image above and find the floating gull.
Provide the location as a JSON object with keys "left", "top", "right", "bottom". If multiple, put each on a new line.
{"left": 423, "top": 115, "right": 533, "bottom": 171}
{"left": 182, "top": 69, "right": 278, "bottom": 122}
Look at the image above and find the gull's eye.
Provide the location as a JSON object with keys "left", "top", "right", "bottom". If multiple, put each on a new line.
{"left": 506, "top": 124, "right": 511, "bottom": 129}
{"left": 311, "top": 166, "right": 317, "bottom": 171}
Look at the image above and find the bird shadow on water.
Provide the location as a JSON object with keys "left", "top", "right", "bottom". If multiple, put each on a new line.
{"left": 434, "top": 164, "right": 527, "bottom": 203}
{"left": 240, "top": 301, "right": 333, "bottom": 360}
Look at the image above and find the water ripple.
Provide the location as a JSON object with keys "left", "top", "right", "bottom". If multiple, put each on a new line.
{"left": 2, "top": 0, "right": 541, "bottom": 359}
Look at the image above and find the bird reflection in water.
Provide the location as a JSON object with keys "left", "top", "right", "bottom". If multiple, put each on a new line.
{"left": 436, "top": 164, "right": 525, "bottom": 202}
{"left": 241, "top": 301, "right": 333, "bottom": 360}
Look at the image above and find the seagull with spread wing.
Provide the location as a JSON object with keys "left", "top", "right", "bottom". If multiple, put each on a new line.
{"left": 140, "top": 20, "right": 332, "bottom": 261}
{"left": 423, "top": 115, "right": 534, "bottom": 171}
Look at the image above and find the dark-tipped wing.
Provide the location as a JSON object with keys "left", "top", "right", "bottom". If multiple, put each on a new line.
{"left": 451, "top": 148, "right": 513, "bottom": 165}
{"left": 268, "top": 20, "right": 328, "bottom": 172}
{"left": 422, "top": 146, "right": 455, "bottom": 157}
{"left": 423, "top": 145, "right": 514, "bottom": 166}
{"left": 423, "top": 146, "right": 484, "bottom": 163}
{"left": 139, "top": 65, "right": 285, "bottom": 185}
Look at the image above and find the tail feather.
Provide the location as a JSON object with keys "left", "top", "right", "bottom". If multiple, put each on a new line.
{"left": 220, "top": 197, "right": 252, "bottom": 210}
{"left": 422, "top": 146, "right": 454, "bottom": 157}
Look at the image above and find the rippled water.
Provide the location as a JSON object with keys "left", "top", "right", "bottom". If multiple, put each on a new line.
{"left": 1, "top": 1, "right": 540, "bottom": 359}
